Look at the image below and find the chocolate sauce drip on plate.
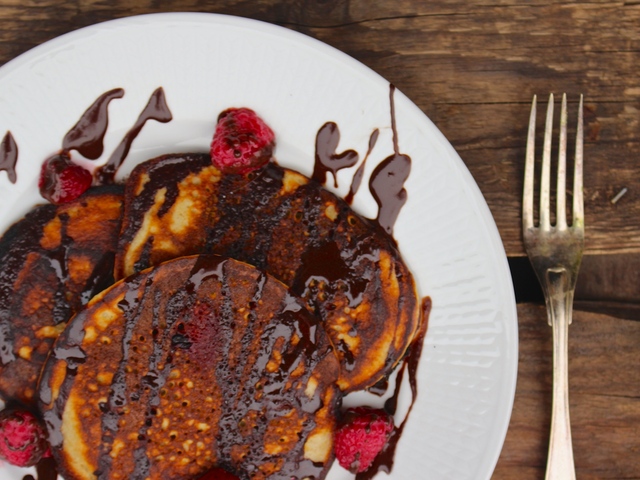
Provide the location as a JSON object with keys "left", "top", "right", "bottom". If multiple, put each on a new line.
{"left": 369, "top": 85, "right": 411, "bottom": 236}
{"left": 356, "top": 296, "right": 431, "bottom": 480}
{"left": 312, "top": 84, "right": 411, "bottom": 235}
{"left": 96, "top": 87, "right": 172, "bottom": 184}
{"left": 311, "top": 121, "right": 359, "bottom": 187}
{"left": 62, "top": 88, "right": 124, "bottom": 159}
{"left": 346, "top": 128, "right": 379, "bottom": 205}
{"left": 21, "top": 457, "right": 58, "bottom": 480}
{"left": 0, "top": 130, "right": 18, "bottom": 184}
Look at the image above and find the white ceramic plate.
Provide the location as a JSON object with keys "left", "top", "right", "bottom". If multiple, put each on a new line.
{"left": 0, "top": 12, "right": 517, "bottom": 480}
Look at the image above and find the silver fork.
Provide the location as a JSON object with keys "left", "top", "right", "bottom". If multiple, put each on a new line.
{"left": 522, "top": 93, "right": 584, "bottom": 480}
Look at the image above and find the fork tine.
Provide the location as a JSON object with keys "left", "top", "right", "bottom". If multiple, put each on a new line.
{"left": 573, "top": 94, "right": 584, "bottom": 226}
{"left": 523, "top": 95, "right": 537, "bottom": 230}
{"left": 540, "top": 94, "right": 554, "bottom": 230}
{"left": 556, "top": 94, "right": 568, "bottom": 230}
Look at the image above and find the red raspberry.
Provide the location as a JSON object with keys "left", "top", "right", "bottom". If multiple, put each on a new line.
{"left": 38, "top": 153, "right": 92, "bottom": 204}
{"left": 0, "top": 408, "right": 50, "bottom": 467}
{"left": 334, "top": 407, "right": 395, "bottom": 474}
{"left": 197, "top": 467, "right": 241, "bottom": 480}
{"left": 210, "top": 107, "right": 275, "bottom": 175}
{"left": 171, "top": 301, "right": 222, "bottom": 364}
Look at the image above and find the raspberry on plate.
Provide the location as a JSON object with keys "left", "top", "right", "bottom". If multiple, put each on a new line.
{"left": 334, "top": 407, "right": 395, "bottom": 474}
{"left": 0, "top": 408, "right": 50, "bottom": 467}
{"left": 38, "top": 153, "right": 92, "bottom": 204}
{"left": 210, "top": 107, "right": 275, "bottom": 175}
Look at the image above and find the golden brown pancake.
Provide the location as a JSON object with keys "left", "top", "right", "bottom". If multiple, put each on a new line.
{"left": 0, "top": 185, "right": 123, "bottom": 407}
{"left": 39, "top": 254, "right": 340, "bottom": 480}
{"left": 115, "top": 154, "right": 420, "bottom": 393}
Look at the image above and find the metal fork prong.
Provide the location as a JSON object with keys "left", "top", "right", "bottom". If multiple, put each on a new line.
{"left": 540, "top": 93, "right": 554, "bottom": 231}
{"left": 523, "top": 94, "right": 537, "bottom": 230}
{"left": 573, "top": 94, "right": 584, "bottom": 227}
{"left": 556, "top": 94, "right": 568, "bottom": 230}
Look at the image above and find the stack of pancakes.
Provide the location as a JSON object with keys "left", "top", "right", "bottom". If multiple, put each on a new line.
{"left": 0, "top": 153, "right": 420, "bottom": 480}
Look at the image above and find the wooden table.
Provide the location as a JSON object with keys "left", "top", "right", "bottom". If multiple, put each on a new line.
{"left": 1, "top": 1, "right": 638, "bottom": 478}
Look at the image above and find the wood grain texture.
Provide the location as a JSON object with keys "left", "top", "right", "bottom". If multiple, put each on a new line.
{"left": 493, "top": 303, "right": 640, "bottom": 479}
{"left": 1, "top": 1, "right": 639, "bottom": 257}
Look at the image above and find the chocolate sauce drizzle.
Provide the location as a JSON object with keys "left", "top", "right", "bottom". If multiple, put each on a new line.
{"left": 96, "top": 273, "right": 147, "bottom": 479}
{"left": 62, "top": 88, "right": 124, "bottom": 160}
{"left": 0, "top": 131, "right": 18, "bottom": 184}
{"left": 356, "top": 297, "right": 432, "bottom": 480}
{"left": 311, "top": 122, "right": 359, "bottom": 187}
{"left": 369, "top": 85, "right": 411, "bottom": 235}
{"left": 345, "top": 128, "right": 379, "bottom": 204}
{"left": 40, "top": 309, "right": 88, "bottom": 447}
{"left": 312, "top": 84, "right": 411, "bottom": 235}
{"left": 95, "top": 87, "right": 172, "bottom": 184}
{"left": 21, "top": 457, "right": 58, "bottom": 480}
{"left": 4, "top": 82, "right": 422, "bottom": 480}
{"left": 0, "top": 205, "right": 61, "bottom": 366}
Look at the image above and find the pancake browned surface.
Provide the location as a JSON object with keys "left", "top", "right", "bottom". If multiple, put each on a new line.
{"left": 39, "top": 254, "right": 340, "bottom": 480}
{"left": 116, "top": 154, "right": 420, "bottom": 393}
{"left": 0, "top": 185, "right": 123, "bottom": 407}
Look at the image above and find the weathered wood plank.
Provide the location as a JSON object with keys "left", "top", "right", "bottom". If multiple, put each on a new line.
{"left": 493, "top": 303, "right": 640, "bottom": 479}
{"left": 511, "top": 253, "right": 640, "bottom": 318}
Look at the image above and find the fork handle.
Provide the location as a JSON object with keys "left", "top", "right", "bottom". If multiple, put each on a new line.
{"left": 544, "top": 268, "right": 577, "bottom": 480}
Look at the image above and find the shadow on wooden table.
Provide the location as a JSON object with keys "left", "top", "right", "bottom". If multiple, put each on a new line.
{"left": 492, "top": 304, "right": 640, "bottom": 480}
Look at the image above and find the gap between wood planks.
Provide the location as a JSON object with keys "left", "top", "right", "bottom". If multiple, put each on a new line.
{"left": 509, "top": 254, "right": 640, "bottom": 321}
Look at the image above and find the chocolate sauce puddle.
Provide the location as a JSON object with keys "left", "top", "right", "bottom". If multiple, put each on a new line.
{"left": 0, "top": 131, "right": 18, "bottom": 184}
{"left": 356, "top": 296, "right": 431, "bottom": 480}
{"left": 62, "top": 88, "right": 124, "bottom": 159}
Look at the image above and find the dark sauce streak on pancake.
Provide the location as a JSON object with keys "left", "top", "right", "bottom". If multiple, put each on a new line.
{"left": 129, "top": 256, "right": 226, "bottom": 479}
{"left": 356, "top": 297, "right": 431, "bottom": 480}
{"left": 96, "top": 274, "right": 147, "bottom": 479}
{"left": 311, "top": 122, "right": 359, "bottom": 188}
{"left": 80, "top": 251, "right": 117, "bottom": 306}
{"left": 292, "top": 238, "right": 375, "bottom": 306}
{"left": 203, "top": 165, "right": 287, "bottom": 270}
{"left": 291, "top": 230, "right": 380, "bottom": 374}
{"left": 186, "top": 254, "right": 226, "bottom": 293}
{"left": 213, "top": 259, "right": 241, "bottom": 468}
{"left": 41, "top": 305, "right": 88, "bottom": 449}
{"left": 345, "top": 128, "right": 379, "bottom": 205}
{"left": 0, "top": 131, "right": 18, "bottom": 184}
{"left": 124, "top": 155, "right": 211, "bottom": 248}
{"left": 132, "top": 289, "right": 163, "bottom": 480}
{"left": 0, "top": 205, "right": 57, "bottom": 364}
{"left": 62, "top": 88, "right": 125, "bottom": 160}
{"left": 96, "top": 87, "right": 172, "bottom": 185}
{"left": 47, "top": 213, "right": 73, "bottom": 324}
